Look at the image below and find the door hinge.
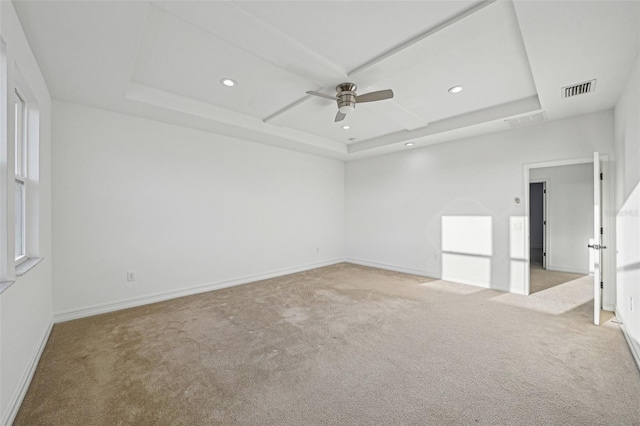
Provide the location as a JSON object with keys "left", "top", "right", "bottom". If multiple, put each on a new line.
{"left": 600, "top": 172, "right": 603, "bottom": 180}
{"left": 543, "top": 252, "right": 546, "bottom": 257}
{"left": 600, "top": 282, "right": 603, "bottom": 289}
{"left": 544, "top": 221, "right": 546, "bottom": 225}
{"left": 600, "top": 227, "right": 603, "bottom": 235}
{"left": 543, "top": 189, "right": 546, "bottom": 194}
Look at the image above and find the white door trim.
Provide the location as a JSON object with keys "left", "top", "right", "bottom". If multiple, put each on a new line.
{"left": 522, "top": 155, "right": 612, "bottom": 299}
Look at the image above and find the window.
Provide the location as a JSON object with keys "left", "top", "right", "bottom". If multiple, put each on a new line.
{"left": 0, "top": 47, "right": 42, "bottom": 283}
{"left": 14, "top": 90, "right": 27, "bottom": 263}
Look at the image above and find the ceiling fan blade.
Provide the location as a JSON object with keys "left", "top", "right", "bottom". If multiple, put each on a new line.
{"left": 334, "top": 111, "right": 346, "bottom": 122}
{"left": 355, "top": 89, "right": 394, "bottom": 103}
{"left": 306, "top": 91, "right": 338, "bottom": 101}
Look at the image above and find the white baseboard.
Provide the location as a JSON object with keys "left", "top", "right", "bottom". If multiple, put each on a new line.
{"left": 345, "top": 258, "right": 434, "bottom": 278}
{"left": 547, "top": 265, "right": 588, "bottom": 275}
{"left": 440, "top": 275, "right": 512, "bottom": 293}
{"left": 54, "top": 258, "right": 346, "bottom": 323}
{"left": 616, "top": 310, "right": 640, "bottom": 372}
{"left": 344, "top": 258, "right": 514, "bottom": 292}
{"left": 441, "top": 274, "right": 491, "bottom": 289}
{"left": 1, "top": 318, "right": 53, "bottom": 426}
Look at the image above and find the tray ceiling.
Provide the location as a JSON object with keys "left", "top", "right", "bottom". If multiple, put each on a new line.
{"left": 13, "top": 0, "right": 640, "bottom": 160}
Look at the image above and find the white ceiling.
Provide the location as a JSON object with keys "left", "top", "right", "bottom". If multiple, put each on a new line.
{"left": 12, "top": 0, "right": 640, "bottom": 160}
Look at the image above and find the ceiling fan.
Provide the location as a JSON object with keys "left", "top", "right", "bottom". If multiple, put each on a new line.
{"left": 306, "top": 83, "right": 394, "bottom": 122}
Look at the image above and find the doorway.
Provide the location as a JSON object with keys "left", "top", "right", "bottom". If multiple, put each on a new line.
{"left": 529, "top": 181, "right": 546, "bottom": 270}
{"left": 524, "top": 154, "right": 613, "bottom": 324}
{"left": 527, "top": 163, "right": 593, "bottom": 295}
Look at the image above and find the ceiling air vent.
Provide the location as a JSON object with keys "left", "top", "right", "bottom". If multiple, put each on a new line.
{"left": 562, "top": 79, "right": 596, "bottom": 98}
{"left": 505, "top": 112, "right": 547, "bottom": 128}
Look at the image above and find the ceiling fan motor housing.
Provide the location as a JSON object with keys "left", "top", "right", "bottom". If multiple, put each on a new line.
{"left": 337, "top": 83, "right": 357, "bottom": 114}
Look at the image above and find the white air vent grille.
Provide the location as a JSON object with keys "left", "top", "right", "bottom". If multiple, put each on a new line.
{"left": 505, "top": 112, "right": 547, "bottom": 128}
{"left": 562, "top": 79, "right": 596, "bottom": 98}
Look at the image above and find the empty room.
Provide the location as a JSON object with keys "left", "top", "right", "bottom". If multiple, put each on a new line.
{"left": 1, "top": 0, "right": 639, "bottom": 424}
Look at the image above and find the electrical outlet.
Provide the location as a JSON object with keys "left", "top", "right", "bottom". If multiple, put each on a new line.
{"left": 631, "top": 297, "right": 634, "bottom": 312}
{"left": 127, "top": 271, "right": 136, "bottom": 282}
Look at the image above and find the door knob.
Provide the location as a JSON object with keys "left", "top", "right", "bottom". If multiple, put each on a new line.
{"left": 587, "top": 244, "right": 607, "bottom": 250}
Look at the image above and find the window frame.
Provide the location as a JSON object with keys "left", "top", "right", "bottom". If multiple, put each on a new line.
{"left": 13, "top": 88, "right": 27, "bottom": 265}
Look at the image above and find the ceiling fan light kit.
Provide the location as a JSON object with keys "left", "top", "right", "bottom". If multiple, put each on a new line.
{"left": 306, "top": 82, "right": 394, "bottom": 123}
{"left": 336, "top": 82, "right": 357, "bottom": 117}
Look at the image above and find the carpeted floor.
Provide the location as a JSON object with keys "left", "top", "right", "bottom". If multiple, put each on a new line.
{"left": 530, "top": 265, "right": 586, "bottom": 294}
{"left": 15, "top": 263, "right": 640, "bottom": 425}
{"left": 529, "top": 247, "right": 587, "bottom": 294}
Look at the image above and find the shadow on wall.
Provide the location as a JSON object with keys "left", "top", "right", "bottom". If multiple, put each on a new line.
{"left": 441, "top": 216, "right": 492, "bottom": 286}
{"left": 440, "top": 215, "right": 528, "bottom": 294}
{"left": 510, "top": 216, "right": 527, "bottom": 294}
{"left": 616, "top": 180, "right": 640, "bottom": 358}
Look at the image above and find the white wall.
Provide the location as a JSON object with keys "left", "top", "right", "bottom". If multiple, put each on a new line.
{"left": 346, "top": 111, "right": 614, "bottom": 294}
{"left": 614, "top": 54, "right": 640, "bottom": 367}
{"left": 52, "top": 101, "right": 345, "bottom": 319}
{"left": 530, "top": 164, "right": 593, "bottom": 274}
{"left": 0, "top": 2, "right": 53, "bottom": 425}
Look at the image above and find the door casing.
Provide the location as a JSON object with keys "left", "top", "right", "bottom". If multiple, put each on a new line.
{"left": 522, "top": 155, "right": 613, "bottom": 307}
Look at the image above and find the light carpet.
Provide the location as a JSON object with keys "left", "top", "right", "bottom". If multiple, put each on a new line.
{"left": 530, "top": 265, "right": 585, "bottom": 294}
{"left": 15, "top": 263, "right": 640, "bottom": 425}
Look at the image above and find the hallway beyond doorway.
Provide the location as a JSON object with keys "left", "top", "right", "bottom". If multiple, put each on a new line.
{"left": 530, "top": 256, "right": 585, "bottom": 294}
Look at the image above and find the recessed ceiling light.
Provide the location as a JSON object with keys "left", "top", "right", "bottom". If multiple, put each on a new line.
{"left": 405, "top": 142, "right": 415, "bottom": 147}
{"left": 448, "top": 86, "right": 463, "bottom": 94}
{"left": 220, "top": 78, "right": 237, "bottom": 87}
{"left": 342, "top": 125, "right": 351, "bottom": 130}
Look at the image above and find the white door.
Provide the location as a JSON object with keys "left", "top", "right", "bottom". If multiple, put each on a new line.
{"left": 590, "top": 152, "right": 603, "bottom": 325}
